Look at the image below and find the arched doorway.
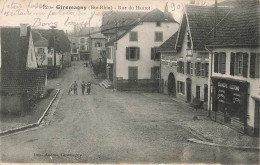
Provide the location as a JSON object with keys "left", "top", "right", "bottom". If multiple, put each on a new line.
{"left": 168, "top": 72, "right": 176, "bottom": 97}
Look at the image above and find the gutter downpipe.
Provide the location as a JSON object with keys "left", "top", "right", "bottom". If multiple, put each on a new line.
{"left": 205, "top": 46, "right": 213, "bottom": 118}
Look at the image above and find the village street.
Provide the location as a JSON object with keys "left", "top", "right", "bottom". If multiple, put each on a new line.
{"left": 0, "top": 62, "right": 258, "bottom": 164}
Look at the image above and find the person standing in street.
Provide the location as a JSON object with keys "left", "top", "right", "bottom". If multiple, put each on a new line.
{"left": 81, "top": 81, "right": 86, "bottom": 95}
{"left": 86, "top": 82, "right": 91, "bottom": 95}
{"left": 72, "top": 81, "right": 78, "bottom": 95}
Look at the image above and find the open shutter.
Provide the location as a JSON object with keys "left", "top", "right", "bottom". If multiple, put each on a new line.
{"left": 250, "top": 53, "right": 256, "bottom": 78}
{"left": 126, "top": 47, "right": 129, "bottom": 60}
{"left": 214, "top": 52, "right": 219, "bottom": 73}
{"left": 136, "top": 47, "right": 140, "bottom": 60}
{"left": 242, "top": 53, "right": 248, "bottom": 77}
{"left": 230, "top": 52, "right": 235, "bottom": 76}
{"left": 151, "top": 48, "right": 155, "bottom": 60}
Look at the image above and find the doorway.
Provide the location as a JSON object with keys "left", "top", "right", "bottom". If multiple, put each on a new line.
{"left": 254, "top": 100, "right": 260, "bottom": 137}
{"left": 186, "top": 78, "right": 192, "bottom": 102}
{"left": 168, "top": 73, "right": 176, "bottom": 97}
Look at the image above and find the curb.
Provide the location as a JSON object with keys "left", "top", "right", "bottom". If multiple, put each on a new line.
{"left": 187, "top": 138, "right": 260, "bottom": 150}
{"left": 0, "top": 89, "right": 60, "bottom": 136}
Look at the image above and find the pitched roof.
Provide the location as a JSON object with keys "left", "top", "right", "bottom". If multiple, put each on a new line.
{"left": 185, "top": 5, "right": 232, "bottom": 50}
{"left": 209, "top": 1, "right": 260, "bottom": 46}
{"left": 32, "top": 31, "right": 48, "bottom": 47}
{"left": 32, "top": 29, "right": 71, "bottom": 52}
{"left": 1, "top": 26, "right": 31, "bottom": 70}
{"left": 101, "top": 11, "right": 146, "bottom": 34}
{"left": 141, "top": 8, "right": 177, "bottom": 23}
{"left": 157, "top": 32, "right": 178, "bottom": 52}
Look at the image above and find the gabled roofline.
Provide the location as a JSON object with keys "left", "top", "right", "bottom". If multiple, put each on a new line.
{"left": 174, "top": 14, "right": 184, "bottom": 49}
{"left": 184, "top": 6, "right": 194, "bottom": 51}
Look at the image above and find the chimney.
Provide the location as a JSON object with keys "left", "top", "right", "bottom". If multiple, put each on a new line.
{"left": 190, "top": 0, "right": 195, "bottom": 4}
{"left": 20, "top": 24, "right": 28, "bottom": 37}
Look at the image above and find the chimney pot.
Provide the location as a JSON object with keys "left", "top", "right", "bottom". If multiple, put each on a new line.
{"left": 20, "top": 24, "right": 28, "bottom": 37}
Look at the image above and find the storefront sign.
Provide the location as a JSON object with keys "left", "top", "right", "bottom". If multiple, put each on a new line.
{"left": 218, "top": 82, "right": 240, "bottom": 92}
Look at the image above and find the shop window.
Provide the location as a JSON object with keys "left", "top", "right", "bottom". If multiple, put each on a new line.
{"left": 130, "top": 32, "right": 138, "bottom": 41}
{"left": 230, "top": 52, "right": 248, "bottom": 77}
{"left": 250, "top": 53, "right": 260, "bottom": 78}
{"left": 151, "top": 47, "right": 160, "bottom": 60}
{"left": 177, "top": 81, "right": 185, "bottom": 94}
{"left": 214, "top": 52, "right": 226, "bottom": 74}
{"left": 151, "top": 66, "right": 160, "bottom": 79}
{"left": 155, "top": 32, "right": 163, "bottom": 42}
{"left": 196, "top": 86, "right": 200, "bottom": 99}
{"left": 126, "top": 47, "right": 140, "bottom": 61}
{"left": 128, "top": 66, "right": 138, "bottom": 80}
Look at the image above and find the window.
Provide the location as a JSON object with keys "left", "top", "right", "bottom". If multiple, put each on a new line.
{"left": 204, "top": 84, "right": 208, "bottom": 102}
{"left": 201, "top": 63, "right": 205, "bottom": 76}
{"left": 72, "top": 43, "right": 76, "bottom": 45}
{"left": 151, "top": 47, "right": 160, "bottom": 60}
{"left": 250, "top": 53, "right": 260, "bottom": 78}
{"left": 128, "top": 67, "right": 138, "bottom": 80}
{"left": 37, "top": 48, "right": 44, "bottom": 54}
{"left": 155, "top": 32, "right": 163, "bottom": 42}
{"left": 130, "top": 32, "right": 138, "bottom": 41}
{"left": 80, "top": 45, "right": 85, "bottom": 51}
{"left": 95, "top": 42, "right": 102, "bottom": 47}
{"left": 177, "top": 81, "right": 185, "bottom": 94}
{"left": 151, "top": 66, "right": 160, "bottom": 79}
{"left": 230, "top": 52, "right": 248, "bottom": 77}
{"left": 196, "top": 86, "right": 200, "bottom": 99}
{"left": 214, "top": 52, "right": 226, "bottom": 74}
{"left": 126, "top": 47, "right": 140, "bottom": 61}
{"left": 80, "top": 38, "right": 85, "bottom": 43}
{"left": 195, "top": 62, "right": 201, "bottom": 76}
{"left": 177, "top": 61, "right": 184, "bottom": 74}
{"left": 187, "top": 62, "right": 191, "bottom": 74}
{"left": 72, "top": 49, "right": 77, "bottom": 53}
{"left": 190, "top": 63, "right": 193, "bottom": 75}
{"left": 47, "top": 57, "right": 53, "bottom": 65}
{"left": 156, "top": 22, "right": 161, "bottom": 27}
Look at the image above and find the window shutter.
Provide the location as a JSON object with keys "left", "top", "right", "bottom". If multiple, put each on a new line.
{"left": 250, "top": 53, "right": 256, "bottom": 78}
{"left": 230, "top": 52, "right": 235, "bottom": 76}
{"left": 151, "top": 48, "right": 155, "bottom": 60}
{"left": 186, "top": 62, "right": 188, "bottom": 74}
{"left": 136, "top": 47, "right": 140, "bottom": 60}
{"left": 126, "top": 47, "right": 129, "bottom": 60}
{"left": 214, "top": 53, "right": 219, "bottom": 73}
{"left": 195, "top": 62, "right": 197, "bottom": 76}
{"left": 201, "top": 63, "right": 205, "bottom": 76}
{"left": 151, "top": 67, "right": 154, "bottom": 79}
{"left": 177, "top": 61, "right": 180, "bottom": 73}
{"left": 242, "top": 53, "right": 248, "bottom": 77}
{"left": 191, "top": 63, "right": 193, "bottom": 75}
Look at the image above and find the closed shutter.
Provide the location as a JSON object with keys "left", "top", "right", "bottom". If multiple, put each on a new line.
{"left": 151, "top": 48, "right": 155, "bottom": 60}
{"left": 182, "top": 62, "right": 184, "bottom": 74}
{"left": 230, "top": 52, "right": 235, "bottom": 76}
{"left": 126, "top": 47, "right": 130, "bottom": 60}
{"left": 136, "top": 47, "right": 140, "bottom": 60}
{"left": 242, "top": 53, "right": 248, "bottom": 77}
{"left": 214, "top": 52, "right": 219, "bottom": 73}
{"left": 186, "top": 62, "right": 189, "bottom": 74}
{"left": 151, "top": 67, "right": 154, "bottom": 79}
{"left": 250, "top": 53, "right": 256, "bottom": 78}
{"left": 177, "top": 61, "right": 180, "bottom": 73}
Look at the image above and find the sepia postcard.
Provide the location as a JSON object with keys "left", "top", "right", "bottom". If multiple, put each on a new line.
{"left": 0, "top": 0, "right": 259, "bottom": 164}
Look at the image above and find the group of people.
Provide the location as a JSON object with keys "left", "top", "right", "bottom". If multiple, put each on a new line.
{"left": 68, "top": 81, "right": 91, "bottom": 95}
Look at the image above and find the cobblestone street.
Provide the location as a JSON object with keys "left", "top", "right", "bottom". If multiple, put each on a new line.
{"left": 0, "top": 62, "right": 259, "bottom": 164}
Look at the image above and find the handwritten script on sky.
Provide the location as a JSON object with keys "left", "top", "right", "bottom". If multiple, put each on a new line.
{"left": 0, "top": 0, "right": 212, "bottom": 31}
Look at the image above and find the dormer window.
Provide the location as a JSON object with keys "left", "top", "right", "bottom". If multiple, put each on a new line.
{"left": 156, "top": 22, "right": 161, "bottom": 27}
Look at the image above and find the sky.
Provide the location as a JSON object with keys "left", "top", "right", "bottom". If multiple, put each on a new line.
{"left": 0, "top": 0, "right": 218, "bottom": 32}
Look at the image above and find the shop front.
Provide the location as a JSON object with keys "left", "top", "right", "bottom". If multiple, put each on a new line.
{"left": 211, "top": 77, "right": 249, "bottom": 133}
